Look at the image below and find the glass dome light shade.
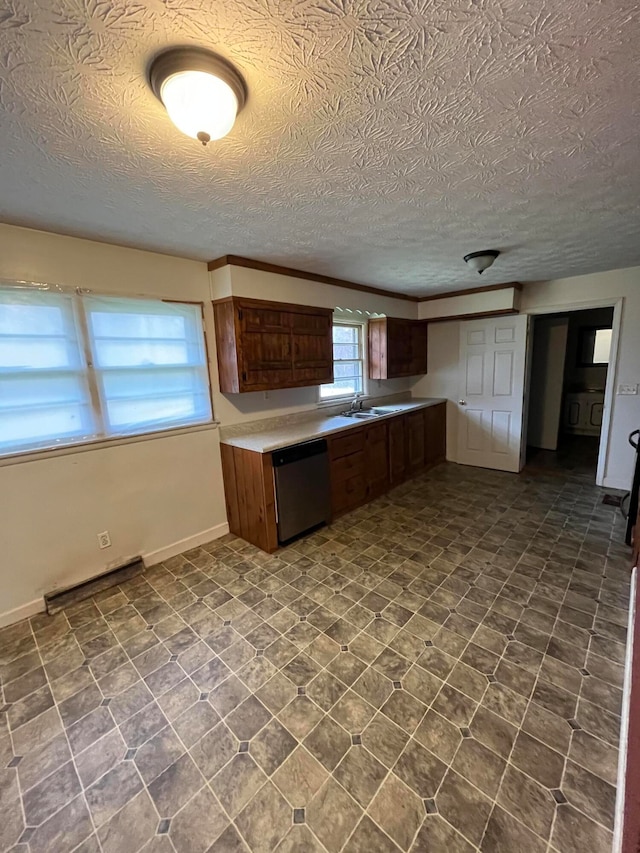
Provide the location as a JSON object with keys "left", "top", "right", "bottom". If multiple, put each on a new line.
{"left": 149, "top": 48, "right": 247, "bottom": 145}
{"left": 160, "top": 70, "right": 238, "bottom": 142}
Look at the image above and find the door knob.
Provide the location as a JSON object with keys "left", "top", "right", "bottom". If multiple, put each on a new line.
{"left": 458, "top": 400, "right": 466, "bottom": 405}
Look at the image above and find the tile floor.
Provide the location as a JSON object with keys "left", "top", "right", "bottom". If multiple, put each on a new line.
{"left": 0, "top": 461, "right": 630, "bottom": 853}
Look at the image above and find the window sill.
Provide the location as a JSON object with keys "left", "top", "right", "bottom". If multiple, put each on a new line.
{"left": 316, "top": 394, "right": 372, "bottom": 410}
{"left": 0, "top": 421, "right": 220, "bottom": 468}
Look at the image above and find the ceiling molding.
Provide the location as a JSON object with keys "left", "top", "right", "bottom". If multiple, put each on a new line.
{"left": 424, "top": 308, "right": 520, "bottom": 324}
{"left": 417, "top": 282, "right": 522, "bottom": 302}
{"left": 207, "top": 255, "right": 420, "bottom": 302}
{"left": 208, "top": 255, "right": 524, "bottom": 304}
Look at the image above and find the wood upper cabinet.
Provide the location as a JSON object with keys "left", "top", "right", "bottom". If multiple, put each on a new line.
{"left": 290, "top": 311, "right": 333, "bottom": 385}
{"left": 368, "top": 317, "right": 428, "bottom": 380}
{"left": 240, "top": 304, "right": 292, "bottom": 390}
{"left": 213, "top": 297, "right": 333, "bottom": 393}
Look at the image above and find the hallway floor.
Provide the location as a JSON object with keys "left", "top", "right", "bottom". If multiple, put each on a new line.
{"left": 0, "top": 462, "right": 630, "bottom": 853}
{"left": 525, "top": 435, "right": 601, "bottom": 480}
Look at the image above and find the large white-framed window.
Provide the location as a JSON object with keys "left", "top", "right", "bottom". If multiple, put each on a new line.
{"left": 0, "top": 286, "right": 213, "bottom": 458}
{"left": 319, "top": 320, "right": 366, "bottom": 400}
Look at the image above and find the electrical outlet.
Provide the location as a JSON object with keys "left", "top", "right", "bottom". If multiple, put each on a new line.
{"left": 618, "top": 384, "right": 638, "bottom": 395}
{"left": 97, "top": 531, "right": 111, "bottom": 549}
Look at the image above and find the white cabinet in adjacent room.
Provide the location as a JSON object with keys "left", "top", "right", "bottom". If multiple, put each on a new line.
{"left": 563, "top": 391, "right": 604, "bottom": 436}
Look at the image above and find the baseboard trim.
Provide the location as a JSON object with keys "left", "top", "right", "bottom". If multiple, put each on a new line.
{"left": 144, "top": 522, "right": 230, "bottom": 566}
{"left": 0, "top": 598, "right": 45, "bottom": 629}
{"left": 0, "top": 522, "right": 231, "bottom": 629}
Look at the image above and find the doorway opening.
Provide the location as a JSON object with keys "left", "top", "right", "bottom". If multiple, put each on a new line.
{"left": 525, "top": 307, "right": 615, "bottom": 480}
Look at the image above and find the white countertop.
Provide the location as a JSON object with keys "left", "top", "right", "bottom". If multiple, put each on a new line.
{"left": 220, "top": 398, "right": 446, "bottom": 454}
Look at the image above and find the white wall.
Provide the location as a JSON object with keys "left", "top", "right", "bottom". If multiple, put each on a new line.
{"left": 521, "top": 269, "right": 640, "bottom": 490}
{"left": 414, "top": 266, "right": 640, "bottom": 491}
{"left": 0, "top": 224, "right": 228, "bottom": 624}
{"left": 210, "top": 264, "right": 419, "bottom": 426}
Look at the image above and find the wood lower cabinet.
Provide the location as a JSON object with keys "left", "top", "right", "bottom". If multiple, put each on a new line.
{"left": 214, "top": 297, "right": 333, "bottom": 393}
{"left": 219, "top": 443, "right": 278, "bottom": 553}
{"left": 424, "top": 402, "right": 446, "bottom": 466}
{"left": 220, "top": 403, "right": 447, "bottom": 547}
{"left": 388, "top": 416, "right": 407, "bottom": 485}
{"left": 364, "top": 422, "right": 389, "bottom": 500}
{"left": 406, "top": 410, "right": 426, "bottom": 473}
{"left": 369, "top": 317, "right": 428, "bottom": 379}
{"left": 329, "top": 429, "right": 366, "bottom": 515}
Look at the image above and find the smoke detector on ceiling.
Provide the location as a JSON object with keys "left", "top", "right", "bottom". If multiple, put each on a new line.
{"left": 463, "top": 249, "right": 500, "bottom": 274}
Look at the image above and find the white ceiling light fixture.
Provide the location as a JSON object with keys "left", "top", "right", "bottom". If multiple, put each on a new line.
{"left": 463, "top": 249, "right": 500, "bottom": 274}
{"left": 149, "top": 47, "right": 247, "bottom": 146}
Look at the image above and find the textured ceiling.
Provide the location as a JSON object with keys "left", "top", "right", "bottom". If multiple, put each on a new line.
{"left": 0, "top": 0, "right": 639, "bottom": 296}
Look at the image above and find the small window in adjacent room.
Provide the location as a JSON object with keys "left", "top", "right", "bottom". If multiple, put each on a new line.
{"left": 578, "top": 326, "right": 613, "bottom": 366}
{"left": 0, "top": 286, "right": 213, "bottom": 458}
{"left": 319, "top": 321, "right": 365, "bottom": 400}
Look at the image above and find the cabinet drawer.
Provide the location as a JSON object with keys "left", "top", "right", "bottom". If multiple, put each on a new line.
{"left": 330, "top": 451, "right": 365, "bottom": 483}
{"left": 329, "top": 430, "right": 365, "bottom": 460}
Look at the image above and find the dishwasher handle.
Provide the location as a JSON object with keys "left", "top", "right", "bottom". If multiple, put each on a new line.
{"left": 272, "top": 439, "right": 328, "bottom": 468}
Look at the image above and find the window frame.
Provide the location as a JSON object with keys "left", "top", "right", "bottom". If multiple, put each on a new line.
{"left": 0, "top": 285, "right": 214, "bottom": 462}
{"left": 318, "top": 318, "right": 367, "bottom": 403}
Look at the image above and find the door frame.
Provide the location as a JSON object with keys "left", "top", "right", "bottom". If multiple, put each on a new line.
{"left": 523, "top": 297, "right": 623, "bottom": 486}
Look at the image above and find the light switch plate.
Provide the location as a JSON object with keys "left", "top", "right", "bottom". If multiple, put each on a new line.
{"left": 617, "top": 383, "right": 638, "bottom": 395}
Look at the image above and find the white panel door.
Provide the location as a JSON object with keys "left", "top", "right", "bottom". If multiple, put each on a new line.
{"left": 457, "top": 315, "right": 529, "bottom": 472}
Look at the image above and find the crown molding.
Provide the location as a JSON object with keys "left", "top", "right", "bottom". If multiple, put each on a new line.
{"left": 207, "top": 254, "right": 522, "bottom": 304}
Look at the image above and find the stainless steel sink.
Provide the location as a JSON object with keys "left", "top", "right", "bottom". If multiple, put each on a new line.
{"left": 340, "top": 406, "right": 404, "bottom": 419}
{"left": 339, "top": 410, "right": 382, "bottom": 419}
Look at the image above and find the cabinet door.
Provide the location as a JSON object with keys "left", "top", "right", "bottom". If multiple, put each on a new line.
{"left": 364, "top": 422, "right": 389, "bottom": 499}
{"left": 425, "top": 403, "right": 446, "bottom": 465}
{"left": 331, "top": 470, "right": 367, "bottom": 515}
{"left": 291, "top": 312, "right": 333, "bottom": 385}
{"left": 406, "top": 410, "right": 426, "bottom": 472}
{"left": 387, "top": 319, "right": 413, "bottom": 377}
{"left": 239, "top": 305, "right": 292, "bottom": 390}
{"left": 388, "top": 416, "right": 406, "bottom": 485}
{"left": 410, "top": 322, "right": 428, "bottom": 375}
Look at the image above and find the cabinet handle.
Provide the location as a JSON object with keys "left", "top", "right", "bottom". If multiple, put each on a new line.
{"left": 458, "top": 400, "right": 466, "bottom": 405}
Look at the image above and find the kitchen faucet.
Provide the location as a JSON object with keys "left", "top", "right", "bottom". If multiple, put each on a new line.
{"left": 349, "top": 393, "right": 363, "bottom": 412}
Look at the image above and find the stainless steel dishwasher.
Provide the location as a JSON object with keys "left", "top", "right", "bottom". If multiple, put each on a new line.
{"left": 272, "top": 439, "right": 331, "bottom": 545}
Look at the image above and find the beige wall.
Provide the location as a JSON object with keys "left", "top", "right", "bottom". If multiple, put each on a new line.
{"left": 0, "top": 227, "right": 424, "bottom": 623}
{"left": 418, "top": 285, "right": 520, "bottom": 320}
{"left": 0, "top": 224, "right": 228, "bottom": 624}
{"left": 4, "top": 223, "right": 637, "bottom": 622}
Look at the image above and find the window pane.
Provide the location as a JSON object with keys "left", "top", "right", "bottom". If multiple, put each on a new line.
{"left": 0, "top": 287, "right": 96, "bottom": 454}
{"left": 333, "top": 325, "right": 358, "bottom": 345}
{"left": 593, "top": 328, "right": 612, "bottom": 363}
{"left": 320, "top": 322, "right": 364, "bottom": 400}
{"left": 333, "top": 343, "right": 359, "bottom": 360}
{"left": 85, "top": 297, "right": 212, "bottom": 435}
